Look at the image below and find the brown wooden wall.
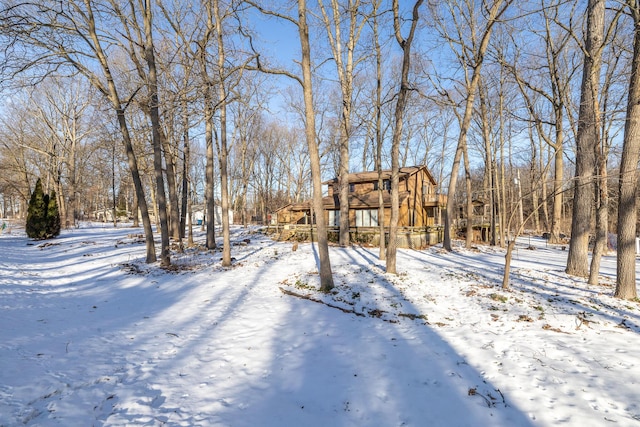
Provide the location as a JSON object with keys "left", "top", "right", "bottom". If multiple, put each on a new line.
{"left": 322, "top": 167, "right": 440, "bottom": 228}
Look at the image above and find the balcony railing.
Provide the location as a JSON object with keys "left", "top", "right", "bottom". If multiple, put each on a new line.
{"left": 422, "top": 193, "right": 447, "bottom": 205}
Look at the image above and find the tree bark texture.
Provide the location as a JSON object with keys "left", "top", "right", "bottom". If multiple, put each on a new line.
{"left": 143, "top": 0, "right": 170, "bottom": 266}
{"left": 387, "top": 0, "right": 423, "bottom": 274}
{"left": 566, "top": 0, "right": 603, "bottom": 278}
{"left": 213, "top": 0, "right": 232, "bottom": 267}
{"left": 298, "top": 0, "right": 334, "bottom": 291}
{"left": 615, "top": 1, "right": 640, "bottom": 300}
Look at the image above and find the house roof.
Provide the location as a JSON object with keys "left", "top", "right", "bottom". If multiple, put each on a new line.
{"left": 322, "top": 191, "right": 411, "bottom": 209}
{"left": 275, "top": 202, "right": 311, "bottom": 212}
{"left": 282, "top": 191, "right": 411, "bottom": 212}
{"left": 322, "top": 165, "right": 436, "bottom": 185}
{"left": 275, "top": 165, "right": 439, "bottom": 213}
{"left": 274, "top": 203, "right": 292, "bottom": 213}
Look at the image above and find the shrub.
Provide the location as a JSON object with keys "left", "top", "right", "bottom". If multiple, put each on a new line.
{"left": 25, "top": 178, "right": 61, "bottom": 239}
{"left": 26, "top": 179, "right": 47, "bottom": 239}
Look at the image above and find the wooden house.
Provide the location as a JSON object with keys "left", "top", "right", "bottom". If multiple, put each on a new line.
{"left": 272, "top": 165, "right": 447, "bottom": 247}
{"left": 322, "top": 165, "right": 446, "bottom": 228}
{"left": 273, "top": 202, "right": 313, "bottom": 226}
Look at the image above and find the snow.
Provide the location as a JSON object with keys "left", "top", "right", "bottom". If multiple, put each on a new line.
{"left": 1, "top": 222, "right": 639, "bottom": 426}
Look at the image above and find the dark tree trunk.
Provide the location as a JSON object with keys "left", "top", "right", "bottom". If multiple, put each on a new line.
{"left": 616, "top": 1, "right": 640, "bottom": 300}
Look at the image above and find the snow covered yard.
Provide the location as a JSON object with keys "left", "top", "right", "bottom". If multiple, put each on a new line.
{"left": 0, "top": 223, "right": 639, "bottom": 426}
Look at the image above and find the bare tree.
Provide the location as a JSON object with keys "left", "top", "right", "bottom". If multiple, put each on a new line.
{"left": 229, "top": 81, "right": 265, "bottom": 228}
{"left": 476, "top": 77, "right": 499, "bottom": 245}
{"left": 565, "top": 0, "right": 604, "bottom": 278}
{"left": 317, "top": 0, "right": 369, "bottom": 247}
{"left": 372, "top": 0, "right": 387, "bottom": 261}
{"left": 385, "top": 0, "right": 423, "bottom": 274}
{"left": 15, "top": 79, "right": 97, "bottom": 229}
{"left": 212, "top": 0, "right": 233, "bottom": 267}
{"left": 0, "top": 0, "right": 161, "bottom": 262}
{"left": 298, "top": 0, "right": 334, "bottom": 290}
{"left": 588, "top": 6, "right": 624, "bottom": 285}
{"left": 616, "top": 0, "right": 640, "bottom": 300}
{"left": 195, "top": 0, "right": 219, "bottom": 250}
{"left": 245, "top": 0, "right": 334, "bottom": 290}
{"left": 433, "top": 0, "right": 513, "bottom": 252}
{"left": 141, "top": 0, "right": 171, "bottom": 265}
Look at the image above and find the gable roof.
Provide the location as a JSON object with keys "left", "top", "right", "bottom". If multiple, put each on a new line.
{"left": 279, "top": 190, "right": 412, "bottom": 212}
{"left": 322, "top": 165, "right": 435, "bottom": 185}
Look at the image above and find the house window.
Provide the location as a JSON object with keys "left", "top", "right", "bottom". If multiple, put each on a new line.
{"left": 373, "top": 181, "right": 378, "bottom": 191}
{"left": 328, "top": 210, "right": 340, "bottom": 226}
{"left": 349, "top": 183, "right": 355, "bottom": 192}
{"left": 422, "top": 183, "right": 432, "bottom": 195}
{"left": 383, "top": 179, "right": 391, "bottom": 190}
{"left": 355, "top": 209, "right": 379, "bottom": 227}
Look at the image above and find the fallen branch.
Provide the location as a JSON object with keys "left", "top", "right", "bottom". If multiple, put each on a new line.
{"left": 279, "top": 287, "right": 364, "bottom": 317}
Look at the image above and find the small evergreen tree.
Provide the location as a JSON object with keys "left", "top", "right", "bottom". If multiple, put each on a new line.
{"left": 46, "top": 190, "right": 61, "bottom": 238}
{"left": 25, "top": 179, "right": 61, "bottom": 239}
{"left": 26, "top": 178, "right": 47, "bottom": 239}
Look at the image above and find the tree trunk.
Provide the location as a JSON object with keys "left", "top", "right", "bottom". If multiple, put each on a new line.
{"left": 464, "top": 148, "right": 473, "bottom": 248}
{"left": 387, "top": 0, "right": 422, "bottom": 274}
{"left": 132, "top": 190, "right": 140, "bottom": 227}
{"left": 566, "top": 0, "right": 603, "bottom": 278}
{"left": 201, "top": 49, "right": 217, "bottom": 250}
{"left": 615, "top": 1, "right": 640, "bottom": 300}
{"left": 66, "top": 121, "right": 77, "bottom": 229}
{"left": 179, "top": 101, "right": 189, "bottom": 241}
{"left": 373, "top": 0, "right": 385, "bottom": 260}
{"left": 478, "top": 82, "right": 495, "bottom": 245}
{"left": 502, "top": 239, "right": 516, "bottom": 289}
{"left": 529, "top": 127, "right": 540, "bottom": 233}
{"left": 588, "top": 164, "right": 607, "bottom": 285}
{"left": 111, "top": 142, "right": 118, "bottom": 228}
{"left": 317, "top": 0, "right": 362, "bottom": 248}
{"left": 441, "top": 0, "right": 510, "bottom": 251}
{"left": 298, "top": 0, "right": 334, "bottom": 291}
{"left": 83, "top": 0, "right": 156, "bottom": 262}
{"left": 187, "top": 181, "right": 194, "bottom": 246}
{"left": 161, "top": 128, "right": 181, "bottom": 242}
{"left": 143, "top": 0, "right": 170, "bottom": 266}
{"left": 213, "top": 0, "right": 232, "bottom": 267}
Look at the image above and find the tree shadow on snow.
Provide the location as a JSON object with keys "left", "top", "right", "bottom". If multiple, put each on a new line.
{"left": 197, "top": 242, "right": 538, "bottom": 427}
{"left": 0, "top": 229, "right": 539, "bottom": 426}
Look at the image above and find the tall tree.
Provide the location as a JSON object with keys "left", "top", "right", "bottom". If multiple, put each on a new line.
{"left": 566, "top": 0, "right": 604, "bottom": 278}
{"left": 615, "top": 0, "right": 640, "bottom": 300}
{"left": 197, "top": 5, "right": 218, "bottom": 251}
{"left": 298, "top": 0, "right": 334, "bottom": 290}
{"left": 372, "top": 0, "right": 386, "bottom": 261}
{"left": 142, "top": 0, "right": 171, "bottom": 266}
{"left": 246, "top": 0, "right": 335, "bottom": 291}
{"left": 588, "top": 6, "right": 623, "bottom": 285}
{"left": 317, "top": 0, "right": 368, "bottom": 247}
{"left": 212, "top": 0, "right": 233, "bottom": 266}
{"left": 434, "top": 0, "right": 513, "bottom": 252}
{"left": 386, "top": 0, "right": 423, "bottom": 274}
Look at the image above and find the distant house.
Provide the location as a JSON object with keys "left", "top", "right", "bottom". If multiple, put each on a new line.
{"left": 272, "top": 165, "right": 447, "bottom": 247}
{"left": 454, "top": 193, "right": 494, "bottom": 242}
{"left": 190, "top": 204, "right": 234, "bottom": 226}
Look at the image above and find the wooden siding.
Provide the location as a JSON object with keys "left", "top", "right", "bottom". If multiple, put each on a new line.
{"left": 279, "top": 165, "right": 445, "bottom": 230}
